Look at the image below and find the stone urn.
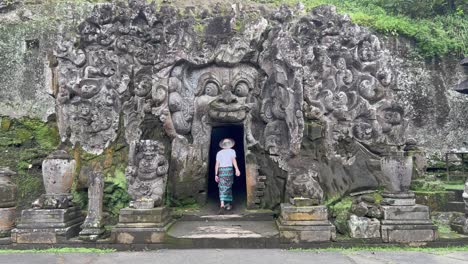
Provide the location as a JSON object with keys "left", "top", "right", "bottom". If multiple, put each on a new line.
{"left": 380, "top": 150, "right": 413, "bottom": 195}
{"left": 42, "top": 150, "right": 75, "bottom": 195}
{"left": 0, "top": 167, "right": 17, "bottom": 238}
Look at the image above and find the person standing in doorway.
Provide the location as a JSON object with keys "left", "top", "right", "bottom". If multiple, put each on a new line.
{"left": 215, "top": 138, "right": 241, "bottom": 214}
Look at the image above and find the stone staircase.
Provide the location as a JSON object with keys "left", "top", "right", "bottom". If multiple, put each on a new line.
{"left": 166, "top": 208, "right": 279, "bottom": 248}
{"left": 445, "top": 188, "right": 465, "bottom": 213}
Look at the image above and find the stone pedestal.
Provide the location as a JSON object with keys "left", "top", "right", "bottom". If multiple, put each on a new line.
{"left": 277, "top": 203, "right": 336, "bottom": 243}
{"left": 79, "top": 172, "right": 105, "bottom": 242}
{"left": 0, "top": 168, "right": 17, "bottom": 238}
{"left": 112, "top": 207, "right": 172, "bottom": 244}
{"left": 11, "top": 207, "right": 84, "bottom": 243}
{"left": 380, "top": 193, "right": 437, "bottom": 243}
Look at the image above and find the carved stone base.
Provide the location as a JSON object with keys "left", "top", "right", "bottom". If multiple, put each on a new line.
{"left": 380, "top": 204, "right": 437, "bottom": 243}
{"left": 11, "top": 207, "right": 84, "bottom": 243}
{"left": 381, "top": 223, "right": 438, "bottom": 243}
{"left": 79, "top": 224, "right": 105, "bottom": 242}
{"left": 0, "top": 207, "right": 15, "bottom": 238}
{"left": 112, "top": 207, "right": 172, "bottom": 244}
{"left": 277, "top": 203, "right": 336, "bottom": 242}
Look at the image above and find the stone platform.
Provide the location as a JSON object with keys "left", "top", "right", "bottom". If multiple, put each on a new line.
{"left": 277, "top": 204, "right": 336, "bottom": 243}
{"left": 380, "top": 196, "right": 438, "bottom": 243}
{"left": 11, "top": 207, "right": 84, "bottom": 244}
{"left": 111, "top": 207, "right": 172, "bottom": 244}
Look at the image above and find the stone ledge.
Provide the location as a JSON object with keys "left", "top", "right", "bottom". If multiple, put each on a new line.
{"left": 381, "top": 205, "right": 430, "bottom": 221}
{"left": 112, "top": 221, "right": 174, "bottom": 244}
{"left": 11, "top": 221, "right": 83, "bottom": 244}
{"left": 381, "top": 223, "right": 438, "bottom": 243}
{"left": 280, "top": 204, "right": 328, "bottom": 221}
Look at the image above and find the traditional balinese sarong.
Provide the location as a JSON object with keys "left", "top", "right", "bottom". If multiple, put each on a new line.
{"left": 218, "top": 166, "right": 234, "bottom": 202}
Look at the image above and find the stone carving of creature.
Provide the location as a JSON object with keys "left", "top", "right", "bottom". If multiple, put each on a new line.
{"left": 264, "top": 120, "right": 289, "bottom": 155}
{"left": 286, "top": 161, "right": 324, "bottom": 205}
{"left": 133, "top": 68, "right": 153, "bottom": 97}
{"left": 358, "top": 76, "right": 385, "bottom": 103}
{"left": 78, "top": 21, "right": 99, "bottom": 44}
{"left": 169, "top": 65, "right": 258, "bottom": 142}
{"left": 55, "top": 40, "right": 86, "bottom": 67}
{"left": 378, "top": 103, "right": 404, "bottom": 134}
{"left": 359, "top": 35, "right": 381, "bottom": 62}
{"left": 321, "top": 90, "right": 351, "bottom": 121}
{"left": 168, "top": 91, "right": 192, "bottom": 134}
{"left": 73, "top": 78, "right": 103, "bottom": 99}
{"left": 336, "top": 58, "right": 353, "bottom": 87}
{"left": 377, "top": 67, "right": 392, "bottom": 87}
{"left": 88, "top": 3, "right": 114, "bottom": 26}
{"left": 126, "top": 140, "right": 169, "bottom": 208}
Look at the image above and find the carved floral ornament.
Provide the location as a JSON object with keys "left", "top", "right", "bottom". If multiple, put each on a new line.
{"left": 55, "top": 1, "right": 406, "bottom": 159}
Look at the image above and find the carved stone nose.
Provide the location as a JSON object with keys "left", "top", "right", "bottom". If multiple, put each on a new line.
{"left": 220, "top": 90, "right": 237, "bottom": 104}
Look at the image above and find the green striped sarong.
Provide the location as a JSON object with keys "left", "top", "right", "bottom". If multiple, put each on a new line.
{"left": 218, "top": 167, "right": 234, "bottom": 202}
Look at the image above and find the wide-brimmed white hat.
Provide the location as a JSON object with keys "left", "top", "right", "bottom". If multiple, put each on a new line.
{"left": 219, "top": 138, "right": 235, "bottom": 149}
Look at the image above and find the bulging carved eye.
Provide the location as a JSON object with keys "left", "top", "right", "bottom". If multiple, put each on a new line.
{"left": 234, "top": 82, "right": 249, "bottom": 97}
{"left": 205, "top": 82, "right": 219, "bottom": 96}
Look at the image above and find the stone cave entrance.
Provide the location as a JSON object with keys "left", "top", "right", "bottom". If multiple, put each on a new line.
{"left": 207, "top": 124, "right": 247, "bottom": 212}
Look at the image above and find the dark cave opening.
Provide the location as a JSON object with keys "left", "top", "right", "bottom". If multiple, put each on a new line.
{"left": 207, "top": 124, "right": 247, "bottom": 209}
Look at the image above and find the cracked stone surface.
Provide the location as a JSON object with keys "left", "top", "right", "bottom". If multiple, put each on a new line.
{"left": 1, "top": 250, "right": 468, "bottom": 264}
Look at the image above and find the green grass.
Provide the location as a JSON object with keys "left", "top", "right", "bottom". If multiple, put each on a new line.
{"left": 0, "top": 248, "right": 116, "bottom": 254}
{"left": 444, "top": 183, "right": 465, "bottom": 190}
{"left": 254, "top": 0, "right": 467, "bottom": 57}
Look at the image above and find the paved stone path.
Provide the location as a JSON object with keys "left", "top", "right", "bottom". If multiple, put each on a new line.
{"left": 1, "top": 249, "right": 468, "bottom": 264}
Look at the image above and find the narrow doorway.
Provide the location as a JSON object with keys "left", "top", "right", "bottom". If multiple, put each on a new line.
{"left": 207, "top": 125, "right": 247, "bottom": 212}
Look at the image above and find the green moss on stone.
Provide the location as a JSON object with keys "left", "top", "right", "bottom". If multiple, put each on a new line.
{"left": 0, "top": 117, "right": 60, "bottom": 210}
{"left": 328, "top": 197, "right": 352, "bottom": 235}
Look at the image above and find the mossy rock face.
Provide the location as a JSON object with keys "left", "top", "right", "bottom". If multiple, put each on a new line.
{"left": 414, "top": 191, "right": 455, "bottom": 212}
{"left": 328, "top": 197, "right": 353, "bottom": 235}
{"left": 0, "top": 116, "right": 60, "bottom": 210}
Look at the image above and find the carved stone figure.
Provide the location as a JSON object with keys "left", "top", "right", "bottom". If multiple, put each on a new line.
{"left": 126, "top": 140, "right": 169, "bottom": 208}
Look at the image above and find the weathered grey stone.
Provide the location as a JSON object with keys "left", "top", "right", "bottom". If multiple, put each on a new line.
{"left": 381, "top": 205, "right": 430, "bottom": 221}
{"left": 0, "top": 168, "right": 17, "bottom": 238}
{"left": 450, "top": 215, "right": 468, "bottom": 234}
{"left": 382, "top": 197, "right": 416, "bottom": 206}
{"left": 380, "top": 150, "right": 413, "bottom": 194}
{"left": 277, "top": 221, "right": 336, "bottom": 243}
{"left": 117, "top": 207, "right": 170, "bottom": 228}
{"left": 113, "top": 207, "right": 172, "bottom": 243}
{"left": 12, "top": 206, "right": 84, "bottom": 243}
{"left": 280, "top": 204, "right": 328, "bottom": 221}
{"left": 347, "top": 215, "right": 380, "bottom": 239}
{"left": 0, "top": 207, "right": 15, "bottom": 238}
{"left": 350, "top": 202, "right": 369, "bottom": 217}
{"left": 79, "top": 172, "right": 105, "bottom": 241}
{"left": 381, "top": 223, "right": 437, "bottom": 243}
{"left": 40, "top": 150, "right": 76, "bottom": 209}
{"left": 17, "top": 207, "right": 83, "bottom": 228}
{"left": 51, "top": 0, "right": 413, "bottom": 212}
{"left": 126, "top": 140, "right": 169, "bottom": 208}
{"left": 112, "top": 226, "right": 169, "bottom": 244}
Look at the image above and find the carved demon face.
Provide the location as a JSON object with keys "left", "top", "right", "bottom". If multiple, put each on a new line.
{"left": 168, "top": 64, "right": 259, "bottom": 138}
{"left": 196, "top": 66, "right": 258, "bottom": 123}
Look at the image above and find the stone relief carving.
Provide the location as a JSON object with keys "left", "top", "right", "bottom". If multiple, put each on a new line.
{"left": 126, "top": 140, "right": 169, "bottom": 208}
{"left": 55, "top": 1, "right": 409, "bottom": 207}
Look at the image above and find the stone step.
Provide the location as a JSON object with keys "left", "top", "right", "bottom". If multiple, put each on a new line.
{"left": 444, "top": 201, "right": 465, "bottom": 213}
{"left": 179, "top": 210, "right": 275, "bottom": 222}
{"left": 167, "top": 220, "right": 279, "bottom": 248}
{"left": 446, "top": 189, "right": 464, "bottom": 202}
